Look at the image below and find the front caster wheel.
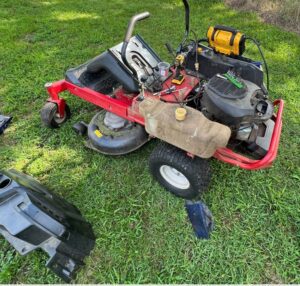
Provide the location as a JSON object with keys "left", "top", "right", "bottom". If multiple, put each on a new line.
{"left": 149, "top": 142, "right": 211, "bottom": 199}
{"left": 41, "top": 102, "right": 70, "bottom": 128}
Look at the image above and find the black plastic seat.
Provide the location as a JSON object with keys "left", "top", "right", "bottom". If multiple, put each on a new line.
{"left": 65, "top": 51, "right": 139, "bottom": 94}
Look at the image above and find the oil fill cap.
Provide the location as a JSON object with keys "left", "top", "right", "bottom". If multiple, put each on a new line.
{"left": 175, "top": 107, "right": 187, "bottom": 121}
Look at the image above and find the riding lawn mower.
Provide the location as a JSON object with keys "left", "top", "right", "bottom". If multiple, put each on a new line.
{"left": 41, "top": 0, "right": 284, "bottom": 200}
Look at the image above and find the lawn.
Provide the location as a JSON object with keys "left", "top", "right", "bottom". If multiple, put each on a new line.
{"left": 0, "top": 0, "right": 299, "bottom": 283}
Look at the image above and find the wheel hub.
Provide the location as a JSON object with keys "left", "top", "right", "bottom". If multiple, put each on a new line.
{"left": 54, "top": 112, "right": 67, "bottom": 124}
{"left": 159, "top": 165, "right": 190, "bottom": 189}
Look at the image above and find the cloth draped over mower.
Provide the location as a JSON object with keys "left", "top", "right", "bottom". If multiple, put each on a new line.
{"left": 41, "top": 0, "right": 283, "bottom": 199}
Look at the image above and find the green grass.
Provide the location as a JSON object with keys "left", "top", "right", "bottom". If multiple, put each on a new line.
{"left": 0, "top": 0, "right": 299, "bottom": 283}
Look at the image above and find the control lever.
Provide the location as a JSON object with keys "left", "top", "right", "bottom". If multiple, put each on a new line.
{"left": 165, "top": 42, "right": 176, "bottom": 57}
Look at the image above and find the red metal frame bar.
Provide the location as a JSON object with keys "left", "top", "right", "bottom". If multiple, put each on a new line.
{"left": 46, "top": 79, "right": 284, "bottom": 170}
{"left": 46, "top": 80, "right": 136, "bottom": 122}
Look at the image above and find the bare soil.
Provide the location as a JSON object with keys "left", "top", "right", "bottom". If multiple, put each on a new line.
{"left": 225, "top": 0, "right": 300, "bottom": 35}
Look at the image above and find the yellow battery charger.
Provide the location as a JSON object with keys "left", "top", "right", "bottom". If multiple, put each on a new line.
{"left": 207, "top": 25, "right": 246, "bottom": 56}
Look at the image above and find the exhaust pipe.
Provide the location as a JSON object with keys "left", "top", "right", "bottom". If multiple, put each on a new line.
{"left": 121, "top": 12, "right": 150, "bottom": 80}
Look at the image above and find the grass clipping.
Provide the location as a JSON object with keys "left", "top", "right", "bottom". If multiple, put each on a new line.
{"left": 225, "top": 0, "right": 300, "bottom": 35}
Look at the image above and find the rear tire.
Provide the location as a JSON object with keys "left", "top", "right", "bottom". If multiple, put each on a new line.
{"left": 41, "top": 102, "right": 70, "bottom": 128}
{"left": 149, "top": 142, "right": 211, "bottom": 199}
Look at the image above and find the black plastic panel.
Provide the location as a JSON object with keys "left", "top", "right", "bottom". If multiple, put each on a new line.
{"left": 185, "top": 43, "right": 267, "bottom": 94}
{"left": 0, "top": 169, "right": 95, "bottom": 282}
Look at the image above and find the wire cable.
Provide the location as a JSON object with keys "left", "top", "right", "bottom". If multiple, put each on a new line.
{"left": 246, "top": 36, "right": 270, "bottom": 91}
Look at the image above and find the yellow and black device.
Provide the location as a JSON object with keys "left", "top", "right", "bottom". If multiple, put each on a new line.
{"left": 207, "top": 25, "right": 246, "bottom": 56}
{"left": 172, "top": 54, "right": 185, "bottom": 85}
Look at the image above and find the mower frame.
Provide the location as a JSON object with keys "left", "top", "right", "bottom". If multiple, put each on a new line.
{"left": 45, "top": 73, "right": 284, "bottom": 171}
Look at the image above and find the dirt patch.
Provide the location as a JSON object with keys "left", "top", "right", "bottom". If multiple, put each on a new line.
{"left": 23, "top": 33, "right": 36, "bottom": 43}
{"left": 225, "top": 0, "right": 300, "bottom": 35}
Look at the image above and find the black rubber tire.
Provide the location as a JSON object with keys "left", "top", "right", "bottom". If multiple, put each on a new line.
{"left": 149, "top": 142, "right": 211, "bottom": 199}
{"left": 41, "top": 102, "right": 70, "bottom": 128}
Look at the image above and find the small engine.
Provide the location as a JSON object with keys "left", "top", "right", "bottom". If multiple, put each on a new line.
{"left": 200, "top": 72, "right": 275, "bottom": 158}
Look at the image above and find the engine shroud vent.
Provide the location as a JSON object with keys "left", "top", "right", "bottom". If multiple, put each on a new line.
{"left": 206, "top": 75, "right": 247, "bottom": 99}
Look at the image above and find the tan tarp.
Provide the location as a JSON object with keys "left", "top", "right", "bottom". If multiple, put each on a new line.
{"left": 139, "top": 98, "right": 231, "bottom": 158}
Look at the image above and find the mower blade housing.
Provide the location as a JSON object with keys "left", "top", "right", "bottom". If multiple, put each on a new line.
{"left": 0, "top": 169, "right": 95, "bottom": 282}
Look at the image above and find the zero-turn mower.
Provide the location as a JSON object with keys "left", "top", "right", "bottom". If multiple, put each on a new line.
{"left": 41, "top": 0, "right": 284, "bottom": 199}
